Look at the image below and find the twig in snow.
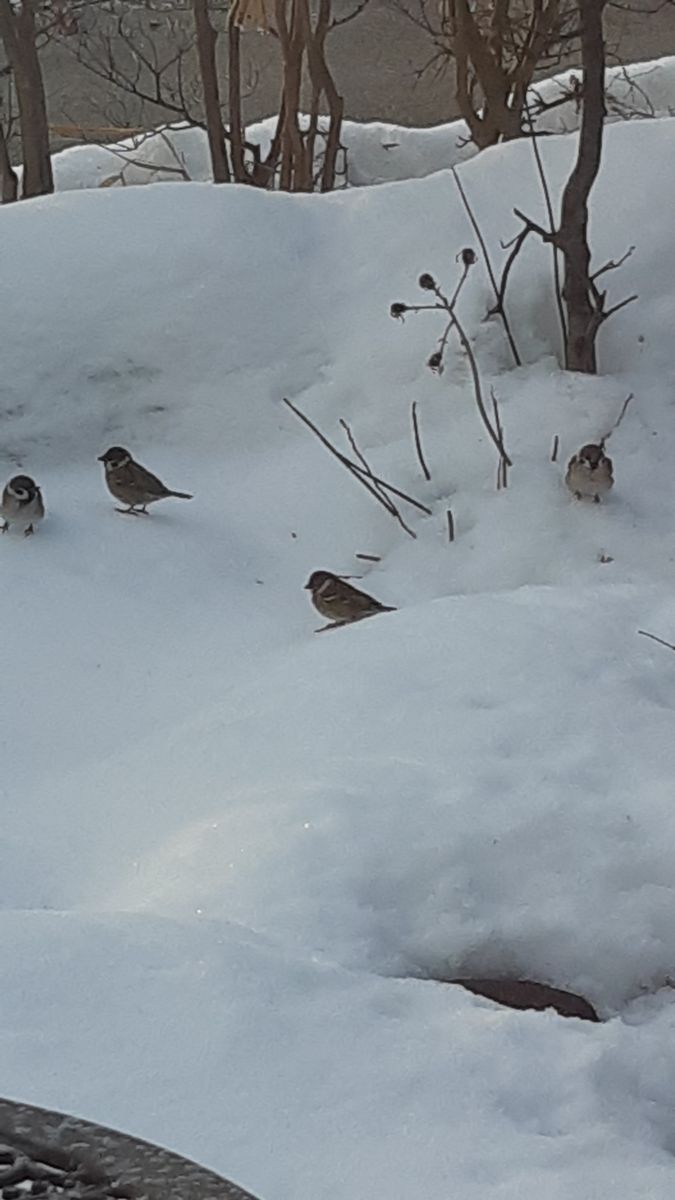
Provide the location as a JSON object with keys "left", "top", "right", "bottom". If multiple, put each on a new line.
{"left": 491, "top": 389, "right": 508, "bottom": 489}
{"left": 551, "top": 434, "right": 560, "bottom": 463}
{"left": 282, "top": 398, "right": 430, "bottom": 540}
{"left": 638, "top": 629, "right": 675, "bottom": 652}
{"left": 411, "top": 400, "right": 432, "bottom": 481}
{"left": 523, "top": 104, "right": 567, "bottom": 356}
{"left": 446, "top": 509, "right": 455, "bottom": 543}
{"left": 451, "top": 166, "right": 521, "bottom": 367}
{"left": 339, "top": 418, "right": 393, "bottom": 508}
{"left": 356, "top": 553, "right": 381, "bottom": 562}
{"left": 600, "top": 393, "right": 634, "bottom": 447}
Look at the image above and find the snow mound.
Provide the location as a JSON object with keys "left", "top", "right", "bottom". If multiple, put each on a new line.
{"left": 3, "top": 116, "right": 675, "bottom": 1198}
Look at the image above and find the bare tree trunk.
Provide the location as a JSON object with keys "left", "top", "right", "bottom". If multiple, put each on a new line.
{"left": 305, "top": 0, "right": 344, "bottom": 191}
{"left": 227, "top": 21, "right": 250, "bottom": 183}
{"left": 192, "top": 0, "right": 231, "bottom": 182}
{"left": 275, "top": 0, "right": 313, "bottom": 191}
{"left": 0, "top": 0, "right": 53, "bottom": 197}
{"left": 0, "top": 120, "right": 18, "bottom": 202}
{"left": 558, "top": 0, "right": 607, "bottom": 372}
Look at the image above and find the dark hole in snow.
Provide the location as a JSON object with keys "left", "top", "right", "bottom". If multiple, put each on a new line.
{"left": 449, "top": 977, "right": 600, "bottom": 1022}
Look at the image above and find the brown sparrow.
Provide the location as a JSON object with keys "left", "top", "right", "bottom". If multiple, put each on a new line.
{"left": 0, "top": 474, "right": 45, "bottom": 536}
{"left": 98, "top": 447, "right": 193, "bottom": 514}
{"left": 565, "top": 443, "right": 613, "bottom": 503}
{"left": 305, "top": 570, "right": 396, "bottom": 631}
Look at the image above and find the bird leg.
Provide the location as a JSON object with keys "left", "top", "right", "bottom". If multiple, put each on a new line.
{"left": 0, "top": 520, "right": 7, "bottom": 533}
{"left": 115, "top": 506, "right": 142, "bottom": 516}
{"left": 23, "top": 524, "right": 34, "bottom": 537}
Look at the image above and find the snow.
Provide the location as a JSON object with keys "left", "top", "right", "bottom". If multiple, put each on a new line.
{"left": 4, "top": 89, "right": 675, "bottom": 1199}
{"left": 46, "top": 55, "right": 675, "bottom": 191}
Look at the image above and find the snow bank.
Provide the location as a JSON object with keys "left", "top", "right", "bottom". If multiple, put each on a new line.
{"left": 3, "top": 116, "right": 675, "bottom": 1198}
{"left": 48, "top": 55, "right": 675, "bottom": 191}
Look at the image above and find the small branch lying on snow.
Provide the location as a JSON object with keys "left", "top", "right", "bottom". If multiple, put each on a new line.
{"left": 551, "top": 434, "right": 560, "bottom": 463}
{"left": 600, "top": 392, "right": 634, "bottom": 448}
{"left": 411, "top": 400, "right": 432, "bottom": 482}
{"left": 356, "top": 553, "right": 381, "bottom": 562}
{"left": 282, "top": 397, "right": 431, "bottom": 539}
{"left": 638, "top": 629, "right": 675, "bottom": 653}
{"left": 446, "top": 509, "right": 455, "bottom": 543}
{"left": 339, "top": 418, "right": 393, "bottom": 509}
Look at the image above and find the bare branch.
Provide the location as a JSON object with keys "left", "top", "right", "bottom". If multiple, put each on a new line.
{"left": 451, "top": 165, "right": 521, "bottom": 366}
{"left": 411, "top": 400, "right": 432, "bottom": 481}
{"left": 638, "top": 629, "right": 675, "bottom": 652}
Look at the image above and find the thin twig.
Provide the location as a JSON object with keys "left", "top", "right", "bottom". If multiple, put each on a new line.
{"left": 437, "top": 290, "right": 512, "bottom": 471}
{"left": 491, "top": 389, "right": 508, "bottom": 489}
{"left": 356, "top": 553, "right": 381, "bottom": 562}
{"left": 446, "top": 509, "right": 455, "bottom": 543}
{"left": 282, "top": 398, "right": 429, "bottom": 538}
{"left": 339, "top": 418, "right": 394, "bottom": 509}
{"left": 600, "top": 393, "right": 634, "bottom": 447}
{"left": 523, "top": 104, "right": 567, "bottom": 354}
{"left": 603, "top": 294, "right": 638, "bottom": 320}
{"left": 551, "top": 434, "right": 559, "bottom": 463}
{"left": 591, "top": 245, "right": 635, "bottom": 282}
{"left": 411, "top": 401, "right": 432, "bottom": 481}
{"left": 638, "top": 629, "right": 675, "bottom": 652}
{"left": 451, "top": 166, "right": 521, "bottom": 367}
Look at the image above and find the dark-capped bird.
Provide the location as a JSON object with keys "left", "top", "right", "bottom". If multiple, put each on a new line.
{"left": 98, "top": 447, "right": 193, "bottom": 515}
{"left": 0, "top": 474, "right": 45, "bottom": 536}
{"left": 565, "top": 443, "right": 614, "bottom": 503}
{"left": 305, "top": 570, "right": 396, "bottom": 631}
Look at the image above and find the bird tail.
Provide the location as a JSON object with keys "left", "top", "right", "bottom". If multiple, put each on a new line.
{"left": 381, "top": 604, "right": 397, "bottom": 612}
{"left": 169, "top": 490, "right": 193, "bottom": 499}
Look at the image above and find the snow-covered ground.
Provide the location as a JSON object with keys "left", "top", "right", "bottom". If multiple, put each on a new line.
{"left": 47, "top": 55, "right": 675, "bottom": 190}
{"left": 4, "top": 96, "right": 675, "bottom": 1200}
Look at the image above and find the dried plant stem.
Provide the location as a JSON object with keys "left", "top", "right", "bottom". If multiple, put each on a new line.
{"left": 524, "top": 104, "right": 567, "bottom": 354}
{"left": 411, "top": 401, "right": 432, "bottom": 481}
{"left": 282, "top": 397, "right": 431, "bottom": 539}
{"left": 638, "top": 630, "right": 675, "bottom": 652}
{"left": 446, "top": 509, "right": 455, "bottom": 542}
{"left": 551, "top": 434, "right": 560, "bottom": 462}
{"left": 600, "top": 392, "right": 633, "bottom": 447}
{"left": 438, "top": 292, "right": 511, "bottom": 473}
{"left": 490, "top": 389, "right": 508, "bottom": 489}
{"left": 451, "top": 166, "right": 521, "bottom": 367}
{"left": 339, "top": 418, "right": 393, "bottom": 508}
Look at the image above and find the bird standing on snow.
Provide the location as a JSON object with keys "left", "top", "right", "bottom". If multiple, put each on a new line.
{"left": 0, "top": 475, "right": 45, "bottom": 536}
{"left": 98, "top": 447, "right": 193, "bottom": 515}
{"left": 305, "top": 570, "right": 396, "bottom": 631}
{"left": 565, "top": 443, "right": 614, "bottom": 503}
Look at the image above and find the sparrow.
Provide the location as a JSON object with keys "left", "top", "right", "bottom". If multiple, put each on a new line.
{"left": 0, "top": 474, "right": 45, "bottom": 536}
{"left": 98, "top": 447, "right": 193, "bottom": 514}
{"left": 565, "top": 443, "right": 614, "bottom": 503}
{"left": 305, "top": 570, "right": 396, "bottom": 631}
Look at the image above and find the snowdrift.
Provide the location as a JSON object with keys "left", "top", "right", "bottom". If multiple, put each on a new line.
{"left": 48, "top": 55, "right": 675, "bottom": 191}
{"left": 3, "top": 113, "right": 675, "bottom": 1199}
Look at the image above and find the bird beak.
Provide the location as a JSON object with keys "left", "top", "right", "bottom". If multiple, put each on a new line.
{"left": 97, "top": 455, "right": 105, "bottom": 462}
{"left": 304, "top": 581, "right": 312, "bottom": 590}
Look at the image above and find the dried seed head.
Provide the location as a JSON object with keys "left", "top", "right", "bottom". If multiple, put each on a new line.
{"left": 427, "top": 350, "right": 443, "bottom": 373}
{"left": 390, "top": 302, "right": 408, "bottom": 320}
{"left": 459, "top": 248, "right": 477, "bottom": 266}
{"left": 418, "top": 272, "right": 436, "bottom": 291}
